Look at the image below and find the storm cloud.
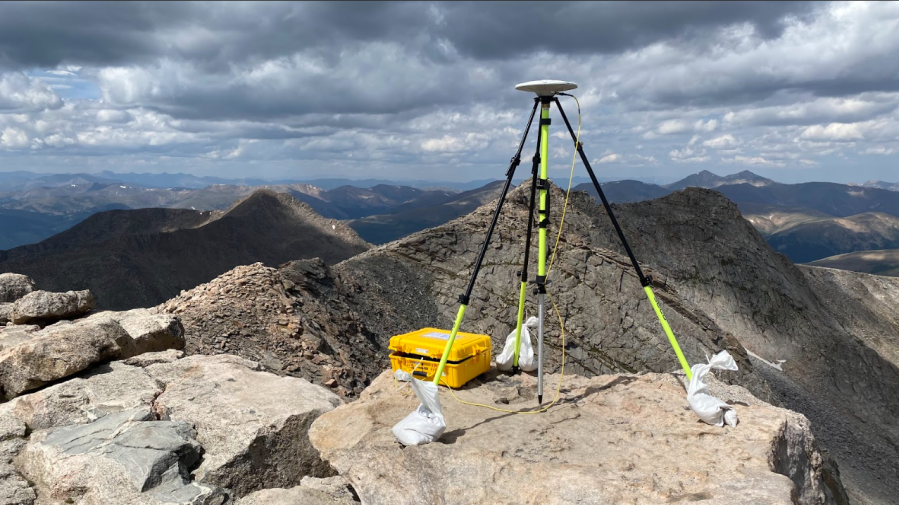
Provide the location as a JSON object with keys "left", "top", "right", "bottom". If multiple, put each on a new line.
{"left": 0, "top": 1, "right": 897, "bottom": 183}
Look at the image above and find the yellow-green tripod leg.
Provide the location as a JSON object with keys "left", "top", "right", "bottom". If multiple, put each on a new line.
{"left": 552, "top": 96, "right": 693, "bottom": 382}
{"left": 644, "top": 286, "right": 692, "bottom": 380}
{"left": 434, "top": 98, "right": 540, "bottom": 385}
{"left": 513, "top": 281, "right": 527, "bottom": 367}
{"left": 433, "top": 305, "right": 467, "bottom": 385}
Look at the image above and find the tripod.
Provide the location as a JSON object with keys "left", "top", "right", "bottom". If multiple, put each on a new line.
{"left": 432, "top": 84, "right": 693, "bottom": 404}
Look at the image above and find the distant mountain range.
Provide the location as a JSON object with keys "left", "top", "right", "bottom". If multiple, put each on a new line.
{"left": 0, "top": 170, "right": 518, "bottom": 191}
{"left": 347, "top": 181, "right": 505, "bottom": 244}
{"left": 4, "top": 167, "right": 899, "bottom": 277}
{"left": 809, "top": 248, "right": 899, "bottom": 277}
{"left": 0, "top": 190, "right": 370, "bottom": 309}
{"left": 571, "top": 170, "right": 899, "bottom": 269}
{"left": 855, "top": 180, "right": 899, "bottom": 192}
{"left": 0, "top": 179, "right": 488, "bottom": 249}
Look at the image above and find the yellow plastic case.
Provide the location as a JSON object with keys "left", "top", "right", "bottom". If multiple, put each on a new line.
{"left": 389, "top": 328, "right": 492, "bottom": 388}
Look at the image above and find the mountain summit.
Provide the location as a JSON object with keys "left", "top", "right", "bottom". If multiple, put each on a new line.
{"left": 0, "top": 190, "right": 370, "bottom": 309}
{"left": 665, "top": 170, "right": 773, "bottom": 191}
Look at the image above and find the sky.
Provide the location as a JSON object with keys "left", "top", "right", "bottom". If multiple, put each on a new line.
{"left": 0, "top": 1, "right": 898, "bottom": 185}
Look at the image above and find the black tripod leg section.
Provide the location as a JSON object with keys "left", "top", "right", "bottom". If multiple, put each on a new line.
{"left": 554, "top": 96, "right": 695, "bottom": 378}
{"left": 553, "top": 97, "right": 650, "bottom": 287}
{"left": 510, "top": 134, "right": 542, "bottom": 374}
{"left": 459, "top": 98, "right": 540, "bottom": 305}
{"left": 434, "top": 99, "right": 542, "bottom": 386}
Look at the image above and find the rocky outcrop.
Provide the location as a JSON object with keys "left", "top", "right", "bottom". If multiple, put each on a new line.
{"left": 156, "top": 261, "right": 385, "bottom": 399}
{"left": 332, "top": 184, "right": 773, "bottom": 401}
{"left": 593, "top": 188, "right": 899, "bottom": 503}
{"left": 0, "top": 274, "right": 36, "bottom": 303}
{"left": 0, "top": 309, "right": 184, "bottom": 400}
{"left": 0, "top": 189, "right": 371, "bottom": 311}
{"left": 0, "top": 352, "right": 344, "bottom": 504}
{"left": 16, "top": 408, "right": 224, "bottom": 505}
{"left": 150, "top": 181, "right": 896, "bottom": 501}
{"left": 800, "top": 265, "right": 899, "bottom": 369}
{"left": 0, "top": 303, "right": 13, "bottom": 325}
{"left": 238, "top": 477, "right": 356, "bottom": 505}
{"left": 310, "top": 369, "right": 841, "bottom": 505}
{"left": 11, "top": 289, "right": 95, "bottom": 324}
{"left": 148, "top": 354, "right": 343, "bottom": 497}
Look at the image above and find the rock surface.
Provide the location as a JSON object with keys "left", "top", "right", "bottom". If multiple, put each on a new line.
{"left": 0, "top": 274, "right": 36, "bottom": 303}
{"left": 151, "top": 182, "right": 894, "bottom": 502}
{"left": 148, "top": 354, "right": 344, "bottom": 497}
{"left": 0, "top": 303, "right": 12, "bottom": 324}
{"left": 11, "top": 289, "right": 95, "bottom": 324}
{"left": 157, "top": 261, "right": 384, "bottom": 399}
{"left": 16, "top": 408, "right": 223, "bottom": 505}
{"left": 238, "top": 477, "right": 356, "bottom": 505}
{"left": 600, "top": 188, "right": 899, "bottom": 503}
{"left": 0, "top": 352, "right": 345, "bottom": 504}
{"left": 310, "top": 369, "right": 841, "bottom": 505}
{"left": 0, "top": 310, "right": 184, "bottom": 400}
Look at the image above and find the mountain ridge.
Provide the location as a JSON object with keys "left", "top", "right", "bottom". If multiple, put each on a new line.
{"left": 0, "top": 189, "right": 370, "bottom": 309}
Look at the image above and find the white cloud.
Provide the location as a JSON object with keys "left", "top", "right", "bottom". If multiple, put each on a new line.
{"left": 862, "top": 146, "right": 896, "bottom": 155}
{"left": 0, "top": 73, "right": 63, "bottom": 111}
{"left": 669, "top": 146, "right": 710, "bottom": 164}
{"left": 0, "top": 2, "right": 897, "bottom": 181}
{"left": 0, "top": 127, "right": 30, "bottom": 149}
{"left": 799, "top": 123, "right": 864, "bottom": 141}
{"left": 703, "top": 134, "right": 739, "bottom": 149}
{"left": 96, "top": 109, "right": 132, "bottom": 123}
{"left": 421, "top": 133, "right": 489, "bottom": 153}
{"left": 657, "top": 119, "right": 690, "bottom": 135}
{"left": 694, "top": 119, "right": 718, "bottom": 132}
{"left": 722, "top": 155, "right": 785, "bottom": 168}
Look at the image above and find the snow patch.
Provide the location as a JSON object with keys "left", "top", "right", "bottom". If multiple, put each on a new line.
{"left": 745, "top": 349, "right": 786, "bottom": 371}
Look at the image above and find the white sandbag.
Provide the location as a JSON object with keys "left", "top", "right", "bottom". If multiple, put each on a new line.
{"left": 392, "top": 370, "right": 446, "bottom": 445}
{"left": 687, "top": 350, "right": 740, "bottom": 428}
{"left": 496, "top": 316, "right": 538, "bottom": 372}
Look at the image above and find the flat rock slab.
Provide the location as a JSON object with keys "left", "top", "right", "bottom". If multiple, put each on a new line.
{"left": 239, "top": 477, "right": 356, "bottom": 504}
{"left": 11, "top": 289, "right": 95, "bottom": 324}
{"left": 16, "top": 408, "right": 224, "bottom": 504}
{"left": 0, "top": 274, "right": 36, "bottom": 304}
{"left": 239, "top": 485, "right": 355, "bottom": 505}
{"left": 7, "top": 361, "right": 162, "bottom": 431}
{"left": 0, "top": 325, "right": 39, "bottom": 353}
{"left": 0, "top": 311, "right": 183, "bottom": 400}
{"left": 310, "top": 370, "right": 832, "bottom": 505}
{"left": 147, "top": 354, "right": 344, "bottom": 497}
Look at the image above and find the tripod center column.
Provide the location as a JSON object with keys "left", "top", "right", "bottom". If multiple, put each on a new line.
{"left": 538, "top": 99, "right": 550, "bottom": 281}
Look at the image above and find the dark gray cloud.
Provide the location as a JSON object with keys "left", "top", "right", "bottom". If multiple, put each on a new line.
{"left": 0, "top": 1, "right": 820, "bottom": 67}
{"left": 434, "top": 1, "right": 821, "bottom": 59}
{"left": 0, "top": 1, "right": 898, "bottom": 184}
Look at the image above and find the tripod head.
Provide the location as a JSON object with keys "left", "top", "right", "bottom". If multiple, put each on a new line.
{"left": 515, "top": 79, "right": 577, "bottom": 97}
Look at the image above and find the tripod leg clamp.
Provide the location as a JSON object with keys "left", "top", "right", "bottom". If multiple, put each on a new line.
{"left": 537, "top": 178, "right": 551, "bottom": 226}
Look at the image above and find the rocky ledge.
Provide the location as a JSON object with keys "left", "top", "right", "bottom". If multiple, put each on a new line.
{"left": 310, "top": 370, "right": 845, "bottom": 505}
{"left": 1, "top": 352, "right": 350, "bottom": 505}
{"left": 0, "top": 308, "right": 183, "bottom": 400}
